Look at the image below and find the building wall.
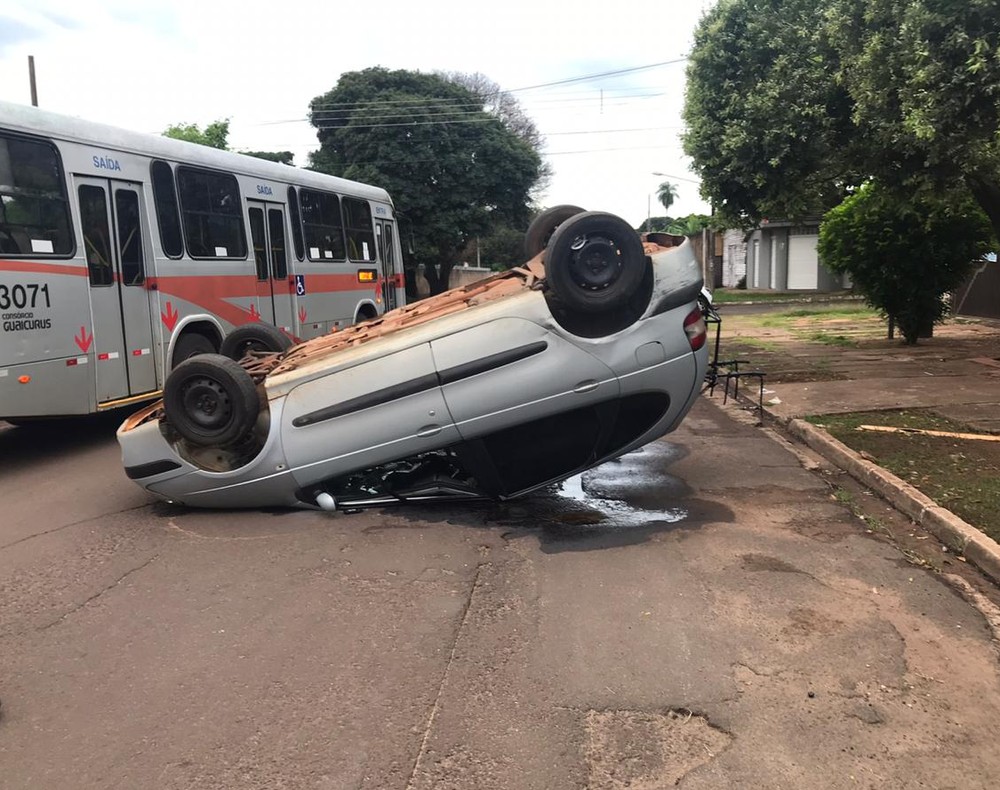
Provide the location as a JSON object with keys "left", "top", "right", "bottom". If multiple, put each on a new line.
{"left": 449, "top": 264, "right": 493, "bottom": 289}
{"left": 953, "top": 255, "right": 1000, "bottom": 319}
{"left": 745, "top": 222, "right": 848, "bottom": 292}
{"left": 722, "top": 229, "right": 747, "bottom": 287}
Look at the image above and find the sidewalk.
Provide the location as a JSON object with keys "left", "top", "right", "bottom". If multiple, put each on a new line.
{"left": 715, "top": 306, "right": 1000, "bottom": 582}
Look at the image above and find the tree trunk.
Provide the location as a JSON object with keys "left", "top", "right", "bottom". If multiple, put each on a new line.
{"left": 421, "top": 262, "right": 458, "bottom": 296}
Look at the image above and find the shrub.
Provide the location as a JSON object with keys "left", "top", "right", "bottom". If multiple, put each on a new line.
{"left": 818, "top": 183, "right": 993, "bottom": 344}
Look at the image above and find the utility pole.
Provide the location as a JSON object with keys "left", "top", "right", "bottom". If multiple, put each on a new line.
{"left": 28, "top": 56, "right": 38, "bottom": 106}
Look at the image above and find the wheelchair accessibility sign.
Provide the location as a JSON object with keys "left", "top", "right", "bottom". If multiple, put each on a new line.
{"left": 295, "top": 275, "right": 306, "bottom": 296}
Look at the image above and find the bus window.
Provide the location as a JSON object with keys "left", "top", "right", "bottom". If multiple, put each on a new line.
{"left": 287, "top": 186, "right": 304, "bottom": 261}
{"left": 176, "top": 166, "right": 247, "bottom": 259}
{"left": 78, "top": 185, "right": 113, "bottom": 286}
{"left": 150, "top": 160, "right": 182, "bottom": 258}
{"left": 300, "top": 189, "right": 345, "bottom": 261}
{"left": 115, "top": 189, "right": 145, "bottom": 286}
{"left": 0, "top": 133, "right": 72, "bottom": 257}
{"left": 268, "top": 207, "right": 288, "bottom": 280}
{"left": 249, "top": 206, "right": 268, "bottom": 281}
{"left": 343, "top": 197, "right": 375, "bottom": 262}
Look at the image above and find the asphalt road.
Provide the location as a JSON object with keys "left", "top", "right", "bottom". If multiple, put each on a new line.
{"left": 2, "top": 399, "right": 1000, "bottom": 789}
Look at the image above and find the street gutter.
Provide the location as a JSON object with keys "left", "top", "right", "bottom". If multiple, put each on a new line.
{"left": 782, "top": 415, "right": 1000, "bottom": 585}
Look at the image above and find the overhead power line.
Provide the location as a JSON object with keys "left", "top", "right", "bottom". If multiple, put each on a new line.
{"left": 504, "top": 58, "right": 688, "bottom": 93}
{"left": 300, "top": 58, "right": 687, "bottom": 114}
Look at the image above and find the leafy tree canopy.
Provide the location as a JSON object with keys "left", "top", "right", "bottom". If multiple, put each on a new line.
{"left": 163, "top": 120, "right": 231, "bottom": 150}
{"left": 163, "top": 121, "right": 294, "bottom": 165}
{"left": 818, "top": 183, "right": 993, "bottom": 343}
{"left": 437, "top": 70, "right": 552, "bottom": 198}
{"left": 242, "top": 150, "right": 295, "bottom": 165}
{"left": 657, "top": 181, "right": 679, "bottom": 214}
{"left": 475, "top": 225, "right": 526, "bottom": 271}
{"left": 308, "top": 68, "right": 543, "bottom": 294}
{"left": 667, "top": 214, "right": 713, "bottom": 236}
{"left": 683, "top": 0, "right": 1000, "bottom": 238}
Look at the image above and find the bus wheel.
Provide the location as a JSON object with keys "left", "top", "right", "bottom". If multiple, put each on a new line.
{"left": 172, "top": 332, "right": 215, "bottom": 368}
{"left": 524, "top": 204, "right": 586, "bottom": 259}
{"left": 164, "top": 354, "right": 260, "bottom": 447}
{"left": 544, "top": 212, "right": 646, "bottom": 314}
{"left": 220, "top": 323, "right": 293, "bottom": 361}
{"left": 355, "top": 306, "right": 378, "bottom": 324}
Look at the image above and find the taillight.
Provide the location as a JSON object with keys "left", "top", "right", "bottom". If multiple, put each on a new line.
{"left": 684, "top": 307, "right": 707, "bottom": 351}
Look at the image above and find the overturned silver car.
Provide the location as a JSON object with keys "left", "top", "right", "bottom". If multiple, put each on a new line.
{"left": 118, "top": 210, "right": 710, "bottom": 510}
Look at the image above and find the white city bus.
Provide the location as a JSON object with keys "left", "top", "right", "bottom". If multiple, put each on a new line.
{"left": 0, "top": 100, "right": 405, "bottom": 421}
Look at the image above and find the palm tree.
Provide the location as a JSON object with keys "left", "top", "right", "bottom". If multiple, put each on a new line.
{"left": 657, "top": 181, "right": 679, "bottom": 214}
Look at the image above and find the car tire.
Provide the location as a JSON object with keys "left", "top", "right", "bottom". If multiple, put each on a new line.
{"left": 544, "top": 211, "right": 646, "bottom": 314}
{"left": 163, "top": 354, "right": 260, "bottom": 447}
{"left": 171, "top": 332, "right": 215, "bottom": 368}
{"left": 524, "top": 205, "right": 586, "bottom": 259}
{"left": 220, "top": 323, "right": 293, "bottom": 361}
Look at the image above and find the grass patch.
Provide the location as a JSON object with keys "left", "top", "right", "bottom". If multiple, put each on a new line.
{"left": 730, "top": 305, "right": 886, "bottom": 345}
{"left": 711, "top": 289, "right": 856, "bottom": 304}
{"left": 807, "top": 409, "right": 1000, "bottom": 542}
{"left": 729, "top": 337, "right": 781, "bottom": 352}
{"left": 806, "top": 332, "right": 857, "bottom": 347}
{"left": 753, "top": 306, "right": 876, "bottom": 328}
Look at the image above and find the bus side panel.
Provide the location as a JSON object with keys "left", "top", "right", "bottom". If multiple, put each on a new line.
{"left": 0, "top": 355, "right": 94, "bottom": 417}
{"left": 0, "top": 261, "right": 97, "bottom": 417}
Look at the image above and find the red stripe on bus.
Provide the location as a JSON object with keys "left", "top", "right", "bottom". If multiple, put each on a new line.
{"left": 0, "top": 260, "right": 86, "bottom": 277}
{"left": 151, "top": 273, "right": 375, "bottom": 329}
{"left": 2, "top": 263, "right": 396, "bottom": 331}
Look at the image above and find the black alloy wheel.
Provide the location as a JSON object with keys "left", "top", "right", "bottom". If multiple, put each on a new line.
{"left": 543, "top": 211, "right": 646, "bottom": 314}
{"left": 163, "top": 354, "right": 260, "bottom": 447}
{"left": 524, "top": 204, "right": 586, "bottom": 259}
{"left": 220, "top": 322, "right": 294, "bottom": 361}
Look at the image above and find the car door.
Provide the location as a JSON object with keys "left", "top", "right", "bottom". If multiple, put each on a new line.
{"left": 280, "top": 342, "right": 460, "bottom": 487}
{"left": 429, "top": 317, "right": 620, "bottom": 494}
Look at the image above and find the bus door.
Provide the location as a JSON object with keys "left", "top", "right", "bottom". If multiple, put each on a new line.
{"left": 76, "top": 177, "right": 157, "bottom": 403}
{"left": 375, "top": 220, "right": 400, "bottom": 311}
{"left": 247, "top": 200, "right": 294, "bottom": 334}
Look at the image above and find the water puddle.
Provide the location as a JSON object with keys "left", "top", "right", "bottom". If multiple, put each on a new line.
{"left": 385, "top": 440, "right": 735, "bottom": 551}
{"left": 555, "top": 472, "right": 687, "bottom": 528}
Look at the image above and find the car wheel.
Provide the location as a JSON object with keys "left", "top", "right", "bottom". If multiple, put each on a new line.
{"left": 163, "top": 354, "right": 260, "bottom": 447}
{"left": 544, "top": 212, "right": 646, "bottom": 314}
{"left": 524, "top": 204, "right": 586, "bottom": 259}
{"left": 171, "top": 332, "right": 215, "bottom": 368}
{"left": 220, "top": 323, "right": 293, "bottom": 361}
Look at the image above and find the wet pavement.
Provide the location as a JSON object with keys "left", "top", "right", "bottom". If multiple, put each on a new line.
{"left": 3, "top": 397, "right": 1000, "bottom": 788}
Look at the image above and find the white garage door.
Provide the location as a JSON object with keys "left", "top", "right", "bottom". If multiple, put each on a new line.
{"left": 787, "top": 234, "right": 819, "bottom": 290}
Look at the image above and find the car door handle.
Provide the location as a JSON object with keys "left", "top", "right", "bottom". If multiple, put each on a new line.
{"left": 417, "top": 424, "right": 442, "bottom": 437}
{"left": 573, "top": 380, "right": 600, "bottom": 393}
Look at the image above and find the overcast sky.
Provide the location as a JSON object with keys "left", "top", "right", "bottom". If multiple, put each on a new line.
{"left": 0, "top": 0, "right": 714, "bottom": 228}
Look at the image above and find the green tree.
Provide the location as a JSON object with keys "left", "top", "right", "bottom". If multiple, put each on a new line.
{"left": 437, "top": 70, "right": 552, "bottom": 198}
{"left": 163, "top": 120, "right": 231, "bottom": 150}
{"left": 308, "top": 68, "right": 542, "bottom": 295}
{"left": 683, "top": 0, "right": 1000, "bottom": 240}
{"left": 818, "top": 183, "right": 993, "bottom": 344}
{"left": 829, "top": 0, "right": 1000, "bottom": 236}
{"left": 635, "top": 216, "right": 674, "bottom": 233}
{"left": 667, "top": 214, "right": 712, "bottom": 236}
{"left": 476, "top": 224, "right": 526, "bottom": 271}
{"left": 683, "top": 0, "right": 857, "bottom": 227}
{"left": 163, "top": 122, "right": 294, "bottom": 165}
{"left": 242, "top": 150, "right": 295, "bottom": 165}
{"left": 656, "top": 181, "right": 679, "bottom": 214}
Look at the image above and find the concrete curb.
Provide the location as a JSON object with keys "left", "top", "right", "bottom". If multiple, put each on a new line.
{"left": 786, "top": 418, "right": 1000, "bottom": 585}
